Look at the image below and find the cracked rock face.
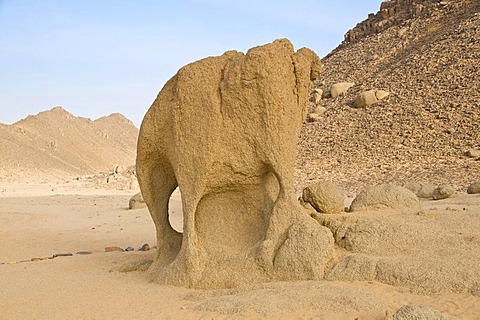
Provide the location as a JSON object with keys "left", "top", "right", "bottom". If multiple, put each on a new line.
{"left": 136, "top": 39, "right": 334, "bottom": 289}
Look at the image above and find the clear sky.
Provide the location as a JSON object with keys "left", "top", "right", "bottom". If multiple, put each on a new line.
{"left": 0, "top": 0, "right": 382, "bottom": 127}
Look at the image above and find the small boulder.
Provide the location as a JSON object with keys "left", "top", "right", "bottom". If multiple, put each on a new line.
{"left": 330, "top": 82, "right": 355, "bottom": 98}
{"left": 467, "top": 182, "right": 480, "bottom": 194}
{"left": 129, "top": 192, "right": 146, "bottom": 210}
{"left": 312, "top": 88, "right": 323, "bottom": 104}
{"left": 302, "top": 181, "right": 345, "bottom": 214}
{"left": 432, "top": 185, "right": 455, "bottom": 200}
{"left": 105, "top": 246, "right": 124, "bottom": 252}
{"left": 313, "top": 106, "right": 327, "bottom": 115}
{"left": 350, "top": 184, "right": 420, "bottom": 212}
{"left": 306, "top": 113, "right": 321, "bottom": 122}
{"left": 403, "top": 182, "right": 435, "bottom": 199}
{"left": 466, "top": 149, "right": 480, "bottom": 158}
{"left": 139, "top": 243, "right": 150, "bottom": 251}
{"left": 354, "top": 89, "right": 389, "bottom": 108}
{"left": 393, "top": 304, "right": 446, "bottom": 320}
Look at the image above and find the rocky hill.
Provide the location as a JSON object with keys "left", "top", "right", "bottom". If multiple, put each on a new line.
{"left": 297, "top": 0, "right": 480, "bottom": 194}
{"left": 0, "top": 107, "right": 138, "bottom": 182}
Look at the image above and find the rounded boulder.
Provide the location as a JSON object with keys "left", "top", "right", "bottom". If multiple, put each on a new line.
{"left": 302, "top": 181, "right": 345, "bottom": 214}
{"left": 350, "top": 184, "right": 420, "bottom": 212}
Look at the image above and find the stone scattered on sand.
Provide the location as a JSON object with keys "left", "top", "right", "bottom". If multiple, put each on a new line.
{"left": 31, "top": 257, "right": 44, "bottom": 262}
{"left": 129, "top": 192, "right": 146, "bottom": 210}
{"left": 139, "top": 243, "right": 150, "bottom": 251}
{"left": 136, "top": 39, "right": 332, "bottom": 288}
{"left": 465, "top": 149, "right": 480, "bottom": 158}
{"left": 330, "top": 82, "right": 355, "bottom": 98}
{"left": 307, "top": 113, "right": 322, "bottom": 123}
{"left": 76, "top": 251, "right": 93, "bottom": 255}
{"left": 124, "top": 246, "right": 135, "bottom": 252}
{"left": 350, "top": 184, "right": 420, "bottom": 212}
{"left": 105, "top": 246, "right": 124, "bottom": 252}
{"left": 301, "top": 181, "right": 345, "bottom": 214}
{"left": 312, "top": 88, "right": 323, "bottom": 104}
{"left": 53, "top": 253, "right": 73, "bottom": 258}
{"left": 354, "top": 89, "right": 390, "bottom": 108}
{"left": 314, "top": 106, "right": 327, "bottom": 115}
{"left": 467, "top": 182, "right": 480, "bottom": 194}
{"left": 392, "top": 304, "right": 447, "bottom": 320}
{"left": 119, "top": 259, "right": 153, "bottom": 273}
{"left": 432, "top": 185, "right": 455, "bottom": 200}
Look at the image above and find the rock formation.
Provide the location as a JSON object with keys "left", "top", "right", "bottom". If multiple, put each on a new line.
{"left": 136, "top": 39, "right": 333, "bottom": 289}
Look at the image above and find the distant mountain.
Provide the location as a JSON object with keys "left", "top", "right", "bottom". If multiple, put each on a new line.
{"left": 0, "top": 106, "right": 138, "bottom": 182}
{"left": 297, "top": 0, "right": 480, "bottom": 192}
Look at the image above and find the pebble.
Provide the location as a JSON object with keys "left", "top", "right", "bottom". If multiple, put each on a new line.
{"left": 53, "top": 253, "right": 73, "bottom": 258}
{"left": 105, "top": 246, "right": 124, "bottom": 252}
{"left": 125, "top": 246, "right": 135, "bottom": 252}
{"left": 76, "top": 251, "right": 93, "bottom": 255}
{"left": 139, "top": 244, "right": 150, "bottom": 251}
{"left": 31, "top": 257, "right": 44, "bottom": 262}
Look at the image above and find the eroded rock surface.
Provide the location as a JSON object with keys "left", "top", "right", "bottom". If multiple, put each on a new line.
{"left": 136, "top": 39, "right": 333, "bottom": 289}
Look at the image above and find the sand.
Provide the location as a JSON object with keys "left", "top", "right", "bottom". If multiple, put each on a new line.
{"left": 1, "top": 182, "right": 479, "bottom": 319}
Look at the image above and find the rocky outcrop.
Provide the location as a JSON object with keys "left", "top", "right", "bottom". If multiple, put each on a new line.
{"left": 297, "top": 0, "right": 480, "bottom": 195}
{"left": 136, "top": 39, "right": 333, "bottom": 289}
{"left": 343, "top": 0, "right": 445, "bottom": 45}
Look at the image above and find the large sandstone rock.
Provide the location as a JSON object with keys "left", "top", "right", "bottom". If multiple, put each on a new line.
{"left": 350, "top": 184, "right": 420, "bottom": 212}
{"left": 330, "top": 82, "right": 355, "bottom": 98}
{"left": 301, "top": 181, "right": 345, "bottom": 214}
{"left": 136, "top": 39, "right": 333, "bottom": 289}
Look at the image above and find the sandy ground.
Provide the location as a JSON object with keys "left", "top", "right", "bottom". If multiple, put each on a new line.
{"left": 1, "top": 182, "right": 480, "bottom": 319}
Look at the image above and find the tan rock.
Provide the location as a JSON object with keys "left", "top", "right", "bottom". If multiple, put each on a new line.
{"left": 354, "top": 89, "right": 389, "bottom": 108}
{"left": 129, "top": 192, "right": 146, "bottom": 210}
{"left": 467, "top": 182, "right": 480, "bottom": 194}
{"left": 350, "top": 184, "right": 420, "bottom": 212}
{"left": 136, "top": 39, "right": 333, "bottom": 289}
{"left": 302, "top": 181, "right": 345, "bottom": 214}
{"left": 312, "top": 88, "right": 323, "bottom": 104}
{"left": 307, "top": 113, "right": 322, "bottom": 122}
{"left": 354, "top": 90, "right": 378, "bottom": 108}
{"left": 105, "top": 246, "right": 124, "bottom": 252}
{"left": 330, "top": 82, "right": 355, "bottom": 98}
{"left": 432, "top": 185, "right": 455, "bottom": 200}
{"left": 466, "top": 149, "right": 480, "bottom": 158}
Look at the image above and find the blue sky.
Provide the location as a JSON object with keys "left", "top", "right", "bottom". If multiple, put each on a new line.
{"left": 0, "top": 0, "right": 382, "bottom": 127}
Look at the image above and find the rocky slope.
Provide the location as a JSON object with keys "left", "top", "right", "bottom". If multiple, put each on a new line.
{"left": 297, "top": 0, "right": 480, "bottom": 194}
{"left": 0, "top": 107, "right": 138, "bottom": 182}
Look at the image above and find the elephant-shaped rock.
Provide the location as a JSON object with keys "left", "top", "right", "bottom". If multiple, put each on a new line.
{"left": 137, "top": 39, "right": 334, "bottom": 289}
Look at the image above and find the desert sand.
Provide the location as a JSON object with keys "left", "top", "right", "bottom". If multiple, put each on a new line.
{"left": 1, "top": 182, "right": 480, "bottom": 319}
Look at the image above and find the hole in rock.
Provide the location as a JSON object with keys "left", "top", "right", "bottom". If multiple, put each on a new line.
{"left": 168, "top": 187, "right": 183, "bottom": 233}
